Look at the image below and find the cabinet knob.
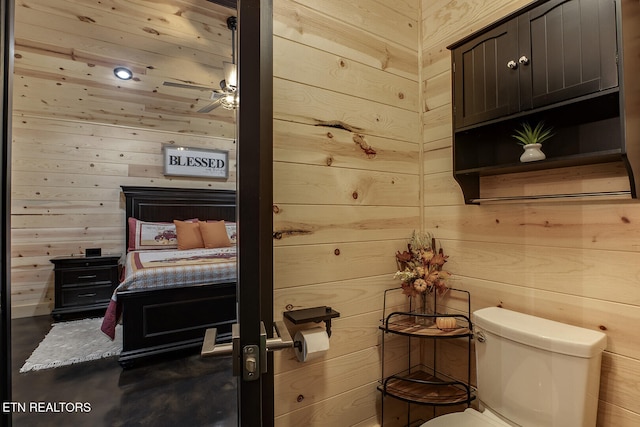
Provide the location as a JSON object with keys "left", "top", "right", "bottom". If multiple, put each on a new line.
{"left": 507, "top": 60, "right": 518, "bottom": 70}
{"left": 518, "top": 55, "right": 530, "bottom": 65}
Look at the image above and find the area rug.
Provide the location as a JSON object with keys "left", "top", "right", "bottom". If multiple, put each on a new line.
{"left": 20, "top": 317, "right": 122, "bottom": 373}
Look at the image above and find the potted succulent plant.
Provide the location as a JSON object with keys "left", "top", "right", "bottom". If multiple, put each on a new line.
{"left": 512, "top": 121, "right": 554, "bottom": 162}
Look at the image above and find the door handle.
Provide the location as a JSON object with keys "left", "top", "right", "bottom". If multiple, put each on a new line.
{"left": 266, "top": 320, "right": 294, "bottom": 351}
{"left": 201, "top": 320, "right": 294, "bottom": 380}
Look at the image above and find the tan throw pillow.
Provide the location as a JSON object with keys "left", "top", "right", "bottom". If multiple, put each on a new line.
{"left": 200, "top": 220, "right": 232, "bottom": 248}
{"left": 173, "top": 220, "right": 204, "bottom": 250}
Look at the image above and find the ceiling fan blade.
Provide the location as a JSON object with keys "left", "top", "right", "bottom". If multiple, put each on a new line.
{"left": 198, "top": 99, "right": 222, "bottom": 113}
{"left": 163, "top": 81, "right": 213, "bottom": 91}
{"left": 210, "top": 91, "right": 224, "bottom": 100}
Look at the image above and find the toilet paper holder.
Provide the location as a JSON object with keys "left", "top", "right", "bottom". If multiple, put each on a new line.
{"left": 201, "top": 307, "right": 340, "bottom": 373}
{"left": 283, "top": 306, "right": 340, "bottom": 340}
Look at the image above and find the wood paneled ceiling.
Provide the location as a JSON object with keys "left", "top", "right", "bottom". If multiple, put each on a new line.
{"left": 13, "top": 0, "right": 237, "bottom": 135}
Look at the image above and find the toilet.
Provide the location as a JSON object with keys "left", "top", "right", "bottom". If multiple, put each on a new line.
{"left": 423, "top": 307, "right": 607, "bottom": 427}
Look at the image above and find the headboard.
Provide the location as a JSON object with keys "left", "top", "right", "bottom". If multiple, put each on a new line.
{"left": 122, "top": 186, "right": 236, "bottom": 249}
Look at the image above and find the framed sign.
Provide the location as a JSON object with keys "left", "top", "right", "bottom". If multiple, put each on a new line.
{"left": 163, "top": 146, "right": 229, "bottom": 179}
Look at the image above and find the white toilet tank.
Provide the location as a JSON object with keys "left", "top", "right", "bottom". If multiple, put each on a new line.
{"left": 473, "top": 307, "right": 607, "bottom": 427}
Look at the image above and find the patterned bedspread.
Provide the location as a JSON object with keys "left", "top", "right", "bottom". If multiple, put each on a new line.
{"left": 100, "top": 247, "right": 237, "bottom": 339}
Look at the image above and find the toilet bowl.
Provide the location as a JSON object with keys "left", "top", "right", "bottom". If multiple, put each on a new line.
{"left": 421, "top": 407, "right": 508, "bottom": 426}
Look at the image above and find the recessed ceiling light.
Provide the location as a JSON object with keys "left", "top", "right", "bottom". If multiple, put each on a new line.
{"left": 113, "top": 67, "right": 133, "bottom": 80}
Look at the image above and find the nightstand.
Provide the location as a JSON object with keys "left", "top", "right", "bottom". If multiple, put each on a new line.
{"left": 50, "top": 254, "right": 121, "bottom": 319}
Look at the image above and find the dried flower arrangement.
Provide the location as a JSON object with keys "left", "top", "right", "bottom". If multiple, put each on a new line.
{"left": 394, "top": 231, "right": 450, "bottom": 298}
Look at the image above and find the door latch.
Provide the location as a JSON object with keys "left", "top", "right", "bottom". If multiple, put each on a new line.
{"left": 243, "top": 344, "right": 260, "bottom": 381}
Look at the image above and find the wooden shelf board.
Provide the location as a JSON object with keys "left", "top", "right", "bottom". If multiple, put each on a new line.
{"left": 379, "top": 370, "right": 474, "bottom": 406}
{"left": 380, "top": 315, "right": 471, "bottom": 338}
{"left": 455, "top": 150, "right": 624, "bottom": 177}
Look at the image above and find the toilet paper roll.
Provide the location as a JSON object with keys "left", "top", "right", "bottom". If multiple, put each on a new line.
{"left": 294, "top": 327, "right": 330, "bottom": 362}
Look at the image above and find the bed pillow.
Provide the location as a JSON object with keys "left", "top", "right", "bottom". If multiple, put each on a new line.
{"left": 174, "top": 220, "right": 205, "bottom": 250}
{"left": 206, "top": 220, "right": 237, "bottom": 244}
{"left": 200, "top": 220, "right": 232, "bottom": 248}
{"left": 225, "top": 221, "right": 237, "bottom": 244}
{"left": 128, "top": 218, "right": 178, "bottom": 251}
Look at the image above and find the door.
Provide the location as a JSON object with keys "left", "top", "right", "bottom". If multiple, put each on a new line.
{"left": 1, "top": 0, "right": 13, "bottom": 426}
{"left": 194, "top": 0, "right": 275, "bottom": 424}
{"left": 452, "top": 19, "right": 520, "bottom": 129}
{"left": 521, "top": 0, "right": 619, "bottom": 108}
{"left": 0, "top": 0, "right": 275, "bottom": 425}
{"left": 236, "top": 0, "right": 275, "bottom": 425}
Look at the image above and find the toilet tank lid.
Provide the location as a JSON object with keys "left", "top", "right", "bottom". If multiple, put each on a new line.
{"left": 473, "top": 307, "right": 607, "bottom": 358}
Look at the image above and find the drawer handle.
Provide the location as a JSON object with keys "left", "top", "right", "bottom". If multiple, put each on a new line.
{"left": 77, "top": 293, "right": 97, "bottom": 298}
{"left": 77, "top": 275, "right": 97, "bottom": 280}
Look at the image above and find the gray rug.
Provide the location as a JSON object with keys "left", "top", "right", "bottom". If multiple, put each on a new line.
{"left": 20, "top": 317, "right": 122, "bottom": 373}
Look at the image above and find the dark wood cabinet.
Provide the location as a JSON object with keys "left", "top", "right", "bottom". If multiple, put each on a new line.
{"left": 453, "top": 0, "right": 618, "bottom": 130}
{"left": 524, "top": 0, "right": 618, "bottom": 109}
{"left": 453, "top": 20, "right": 520, "bottom": 128}
{"left": 50, "top": 255, "right": 121, "bottom": 319}
{"left": 448, "top": 0, "right": 639, "bottom": 204}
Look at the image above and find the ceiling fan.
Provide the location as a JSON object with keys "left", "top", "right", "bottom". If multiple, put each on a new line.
{"left": 162, "top": 16, "right": 238, "bottom": 113}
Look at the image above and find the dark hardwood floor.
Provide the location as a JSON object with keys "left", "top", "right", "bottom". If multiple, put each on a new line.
{"left": 10, "top": 315, "right": 237, "bottom": 426}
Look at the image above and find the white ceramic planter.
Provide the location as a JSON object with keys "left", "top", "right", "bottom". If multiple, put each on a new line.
{"left": 520, "top": 143, "right": 546, "bottom": 162}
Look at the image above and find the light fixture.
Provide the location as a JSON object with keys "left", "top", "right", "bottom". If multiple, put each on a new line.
{"left": 219, "top": 16, "right": 238, "bottom": 110}
{"left": 220, "top": 92, "right": 238, "bottom": 110}
{"left": 113, "top": 67, "right": 133, "bottom": 80}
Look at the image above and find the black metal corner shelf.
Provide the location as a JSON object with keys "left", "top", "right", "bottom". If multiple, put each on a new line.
{"left": 377, "top": 365, "right": 475, "bottom": 407}
{"left": 378, "top": 288, "right": 474, "bottom": 425}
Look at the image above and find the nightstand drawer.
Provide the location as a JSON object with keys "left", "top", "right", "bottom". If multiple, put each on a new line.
{"left": 59, "top": 267, "right": 114, "bottom": 286}
{"left": 61, "top": 283, "right": 113, "bottom": 307}
{"left": 50, "top": 254, "right": 121, "bottom": 319}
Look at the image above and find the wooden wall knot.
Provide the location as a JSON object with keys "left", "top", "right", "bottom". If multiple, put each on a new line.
{"left": 334, "top": 249, "right": 340, "bottom": 256}
{"left": 274, "top": 229, "right": 312, "bottom": 239}
{"left": 314, "top": 120, "right": 362, "bottom": 133}
{"left": 353, "top": 134, "right": 376, "bottom": 157}
{"left": 272, "top": 205, "right": 280, "bottom": 214}
{"left": 77, "top": 16, "right": 96, "bottom": 24}
{"left": 352, "top": 191, "right": 358, "bottom": 199}
{"left": 143, "top": 27, "right": 161, "bottom": 36}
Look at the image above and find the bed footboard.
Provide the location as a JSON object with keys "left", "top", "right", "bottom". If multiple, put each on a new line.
{"left": 117, "top": 282, "right": 236, "bottom": 367}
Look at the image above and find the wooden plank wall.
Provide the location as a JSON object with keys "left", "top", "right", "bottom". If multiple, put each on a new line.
{"left": 11, "top": 0, "right": 640, "bottom": 425}
{"left": 422, "top": 0, "right": 640, "bottom": 426}
{"left": 271, "top": 0, "right": 424, "bottom": 425}
{"left": 11, "top": 0, "right": 237, "bottom": 318}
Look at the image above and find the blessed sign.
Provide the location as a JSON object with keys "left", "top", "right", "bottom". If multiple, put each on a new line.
{"left": 163, "top": 146, "right": 229, "bottom": 179}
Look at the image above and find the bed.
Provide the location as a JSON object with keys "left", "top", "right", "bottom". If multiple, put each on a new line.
{"left": 102, "top": 186, "right": 237, "bottom": 368}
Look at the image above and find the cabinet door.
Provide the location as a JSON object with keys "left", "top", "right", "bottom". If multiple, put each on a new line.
{"left": 452, "top": 20, "right": 519, "bottom": 129}
{"left": 520, "top": 0, "right": 618, "bottom": 109}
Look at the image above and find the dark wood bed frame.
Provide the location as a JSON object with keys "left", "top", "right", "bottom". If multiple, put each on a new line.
{"left": 117, "top": 186, "right": 237, "bottom": 368}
